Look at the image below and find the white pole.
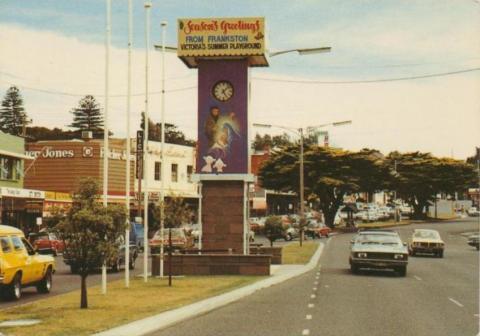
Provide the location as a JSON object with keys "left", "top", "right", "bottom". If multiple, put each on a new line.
{"left": 159, "top": 21, "right": 167, "bottom": 278}
{"left": 124, "top": 0, "right": 132, "bottom": 288}
{"left": 143, "top": 0, "right": 152, "bottom": 283}
{"left": 102, "top": 0, "right": 111, "bottom": 295}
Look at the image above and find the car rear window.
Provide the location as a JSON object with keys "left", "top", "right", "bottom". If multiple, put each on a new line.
{"left": 0, "top": 236, "right": 12, "bottom": 253}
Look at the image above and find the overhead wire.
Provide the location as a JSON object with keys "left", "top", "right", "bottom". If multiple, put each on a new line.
{"left": 0, "top": 67, "right": 479, "bottom": 97}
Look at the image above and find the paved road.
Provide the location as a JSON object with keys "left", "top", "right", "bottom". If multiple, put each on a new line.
{"left": 0, "top": 253, "right": 146, "bottom": 309}
{"left": 149, "top": 219, "right": 479, "bottom": 336}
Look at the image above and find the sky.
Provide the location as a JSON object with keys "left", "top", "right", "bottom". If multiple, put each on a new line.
{"left": 0, "top": 0, "right": 479, "bottom": 159}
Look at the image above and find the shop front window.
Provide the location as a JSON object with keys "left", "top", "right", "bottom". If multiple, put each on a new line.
{"left": 0, "top": 156, "right": 18, "bottom": 180}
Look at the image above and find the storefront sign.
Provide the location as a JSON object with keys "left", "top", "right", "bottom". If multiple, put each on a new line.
{"left": 0, "top": 187, "right": 45, "bottom": 199}
{"left": 178, "top": 17, "right": 265, "bottom": 58}
{"left": 27, "top": 148, "right": 74, "bottom": 159}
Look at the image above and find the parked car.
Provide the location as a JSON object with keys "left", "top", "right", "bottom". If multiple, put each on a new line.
{"left": 284, "top": 226, "right": 299, "bottom": 241}
{"left": 306, "top": 220, "right": 331, "bottom": 238}
{"left": 408, "top": 229, "right": 445, "bottom": 257}
{"left": 467, "top": 233, "right": 479, "bottom": 250}
{"left": 63, "top": 236, "right": 138, "bottom": 273}
{"left": 467, "top": 207, "right": 480, "bottom": 217}
{"left": 349, "top": 229, "right": 408, "bottom": 276}
{"left": 149, "top": 228, "right": 194, "bottom": 253}
{"left": 28, "top": 231, "right": 65, "bottom": 256}
{"left": 0, "top": 225, "right": 55, "bottom": 300}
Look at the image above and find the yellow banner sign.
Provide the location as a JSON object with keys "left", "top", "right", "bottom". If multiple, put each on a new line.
{"left": 177, "top": 17, "right": 266, "bottom": 57}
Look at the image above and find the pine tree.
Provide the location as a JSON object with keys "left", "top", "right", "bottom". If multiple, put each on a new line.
{"left": 69, "top": 95, "right": 104, "bottom": 136}
{"left": 0, "top": 86, "right": 28, "bottom": 136}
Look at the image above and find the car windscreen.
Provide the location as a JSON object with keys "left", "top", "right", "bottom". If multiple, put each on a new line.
{"left": 413, "top": 230, "right": 440, "bottom": 239}
{"left": 356, "top": 233, "right": 400, "bottom": 245}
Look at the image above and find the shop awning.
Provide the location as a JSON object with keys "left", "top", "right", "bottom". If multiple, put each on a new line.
{"left": 0, "top": 149, "right": 32, "bottom": 160}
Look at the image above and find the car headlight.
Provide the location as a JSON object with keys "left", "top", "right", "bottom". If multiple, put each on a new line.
{"left": 394, "top": 254, "right": 405, "bottom": 259}
{"left": 357, "top": 252, "right": 367, "bottom": 258}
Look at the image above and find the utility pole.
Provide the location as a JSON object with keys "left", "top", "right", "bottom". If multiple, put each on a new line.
{"left": 299, "top": 127, "right": 305, "bottom": 247}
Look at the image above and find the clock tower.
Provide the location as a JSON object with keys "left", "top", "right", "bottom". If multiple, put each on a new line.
{"left": 178, "top": 17, "right": 268, "bottom": 254}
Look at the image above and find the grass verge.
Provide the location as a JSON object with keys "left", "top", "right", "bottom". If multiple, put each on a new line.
{"left": 282, "top": 241, "right": 319, "bottom": 264}
{"left": 356, "top": 220, "right": 414, "bottom": 229}
{"left": 0, "top": 275, "right": 262, "bottom": 336}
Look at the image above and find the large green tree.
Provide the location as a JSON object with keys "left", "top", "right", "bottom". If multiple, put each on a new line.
{"left": 55, "top": 178, "right": 126, "bottom": 309}
{"left": 260, "top": 146, "right": 391, "bottom": 228}
{"left": 387, "top": 152, "right": 477, "bottom": 219}
{"left": 69, "top": 95, "right": 104, "bottom": 138}
{"left": 252, "top": 132, "right": 318, "bottom": 151}
{"left": 0, "top": 86, "right": 29, "bottom": 136}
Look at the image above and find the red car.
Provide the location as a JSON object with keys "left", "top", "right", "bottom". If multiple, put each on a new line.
{"left": 29, "top": 231, "right": 65, "bottom": 256}
{"left": 306, "top": 221, "right": 331, "bottom": 239}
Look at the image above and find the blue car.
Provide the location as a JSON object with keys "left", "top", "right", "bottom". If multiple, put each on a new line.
{"left": 130, "top": 222, "right": 145, "bottom": 252}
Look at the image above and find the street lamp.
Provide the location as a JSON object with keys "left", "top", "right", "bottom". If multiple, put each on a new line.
{"left": 253, "top": 120, "right": 352, "bottom": 246}
{"left": 268, "top": 47, "right": 331, "bottom": 57}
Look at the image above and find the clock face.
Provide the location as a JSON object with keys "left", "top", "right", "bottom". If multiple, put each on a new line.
{"left": 212, "top": 81, "right": 234, "bottom": 102}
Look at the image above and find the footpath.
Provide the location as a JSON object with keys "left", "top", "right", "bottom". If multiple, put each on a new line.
{"left": 94, "top": 242, "right": 325, "bottom": 336}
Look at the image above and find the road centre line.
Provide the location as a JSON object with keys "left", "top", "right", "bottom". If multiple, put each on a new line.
{"left": 313, "top": 287, "right": 317, "bottom": 291}
{"left": 314, "top": 281, "right": 319, "bottom": 285}
{"left": 448, "top": 298, "right": 464, "bottom": 308}
{"left": 413, "top": 275, "right": 422, "bottom": 281}
{"left": 302, "top": 329, "right": 310, "bottom": 335}
{"left": 308, "top": 303, "right": 314, "bottom": 308}
{"left": 310, "top": 294, "right": 316, "bottom": 299}
{"left": 306, "top": 315, "right": 312, "bottom": 320}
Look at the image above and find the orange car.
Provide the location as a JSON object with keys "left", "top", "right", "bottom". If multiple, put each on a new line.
{"left": 149, "top": 228, "right": 194, "bottom": 253}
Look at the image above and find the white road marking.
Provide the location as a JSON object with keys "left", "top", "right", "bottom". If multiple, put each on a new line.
{"left": 324, "top": 284, "right": 330, "bottom": 288}
{"left": 315, "top": 276, "right": 319, "bottom": 280}
{"left": 308, "top": 303, "right": 314, "bottom": 308}
{"left": 414, "top": 275, "right": 422, "bottom": 281}
{"left": 313, "top": 287, "right": 317, "bottom": 291}
{"left": 306, "top": 314, "right": 312, "bottom": 320}
{"left": 448, "top": 298, "right": 464, "bottom": 308}
{"left": 302, "top": 329, "right": 310, "bottom": 335}
{"left": 311, "top": 294, "right": 316, "bottom": 299}
{"left": 314, "top": 281, "right": 319, "bottom": 285}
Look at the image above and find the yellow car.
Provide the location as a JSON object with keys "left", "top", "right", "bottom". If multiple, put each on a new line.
{"left": 0, "top": 225, "right": 55, "bottom": 300}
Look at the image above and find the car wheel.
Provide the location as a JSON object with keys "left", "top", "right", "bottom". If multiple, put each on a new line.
{"left": 285, "top": 234, "right": 292, "bottom": 241}
{"left": 129, "top": 256, "right": 136, "bottom": 270}
{"left": 410, "top": 250, "right": 416, "bottom": 256}
{"left": 112, "top": 258, "right": 121, "bottom": 273}
{"left": 476, "top": 246, "right": 479, "bottom": 251}
{"left": 396, "top": 266, "right": 407, "bottom": 277}
{"left": 325, "top": 233, "right": 329, "bottom": 238}
{"left": 6, "top": 273, "right": 22, "bottom": 300}
{"left": 350, "top": 264, "right": 359, "bottom": 274}
{"left": 438, "top": 250, "right": 444, "bottom": 258}
{"left": 37, "top": 267, "right": 53, "bottom": 294}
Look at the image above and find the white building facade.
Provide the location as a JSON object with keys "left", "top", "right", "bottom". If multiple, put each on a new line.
{"left": 134, "top": 140, "right": 199, "bottom": 204}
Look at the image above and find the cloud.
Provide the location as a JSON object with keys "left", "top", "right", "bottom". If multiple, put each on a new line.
{"left": 1, "top": 23, "right": 479, "bottom": 159}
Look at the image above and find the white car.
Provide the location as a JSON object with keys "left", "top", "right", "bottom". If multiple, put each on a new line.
{"left": 467, "top": 207, "right": 480, "bottom": 217}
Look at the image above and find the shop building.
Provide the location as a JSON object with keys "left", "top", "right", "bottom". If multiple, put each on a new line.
{"left": 0, "top": 131, "right": 44, "bottom": 232}
{"left": 24, "top": 138, "right": 135, "bottom": 203}
{"left": 134, "top": 140, "right": 199, "bottom": 215}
